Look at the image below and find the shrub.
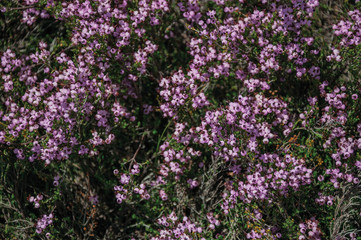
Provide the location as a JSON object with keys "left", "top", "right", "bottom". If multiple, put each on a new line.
{"left": 1, "top": 0, "right": 361, "bottom": 239}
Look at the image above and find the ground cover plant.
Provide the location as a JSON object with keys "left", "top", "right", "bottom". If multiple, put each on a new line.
{"left": 1, "top": 0, "right": 361, "bottom": 239}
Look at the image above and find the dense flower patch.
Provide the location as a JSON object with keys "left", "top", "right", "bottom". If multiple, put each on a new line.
{"left": 1, "top": 0, "right": 361, "bottom": 239}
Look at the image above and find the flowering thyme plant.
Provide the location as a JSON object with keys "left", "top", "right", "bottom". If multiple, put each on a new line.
{"left": 1, "top": 0, "right": 361, "bottom": 239}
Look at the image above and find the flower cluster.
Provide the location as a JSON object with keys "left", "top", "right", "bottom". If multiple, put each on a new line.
{"left": 152, "top": 212, "right": 204, "bottom": 240}
{"left": 35, "top": 213, "right": 53, "bottom": 234}
{"left": 298, "top": 218, "right": 322, "bottom": 240}
{"left": 28, "top": 194, "right": 43, "bottom": 209}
